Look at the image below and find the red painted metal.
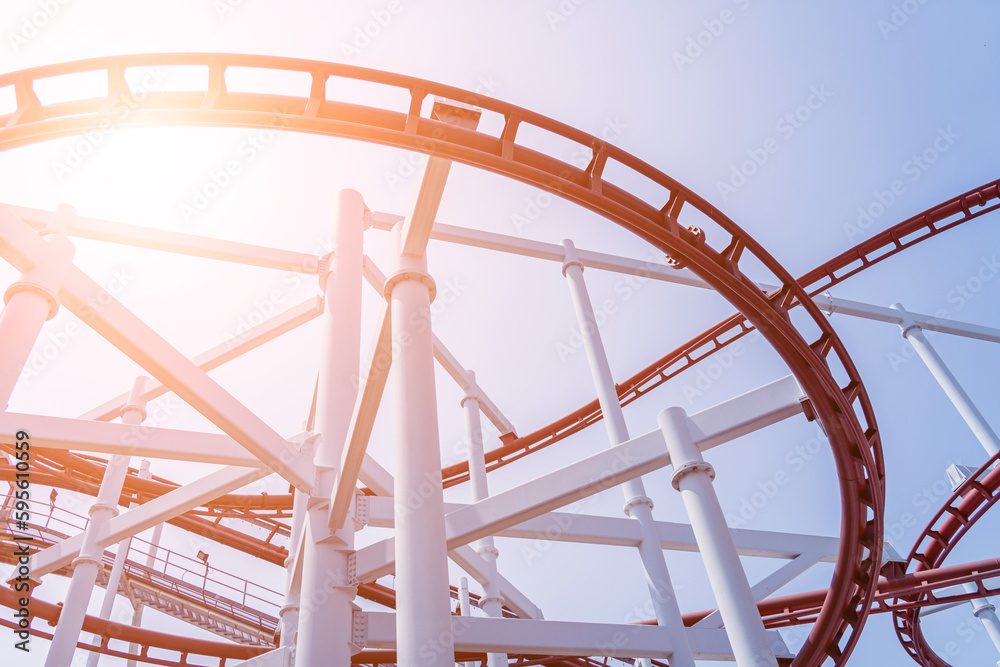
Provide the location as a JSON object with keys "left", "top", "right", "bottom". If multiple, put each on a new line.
{"left": 0, "top": 53, "right": 905, "bottom": 665}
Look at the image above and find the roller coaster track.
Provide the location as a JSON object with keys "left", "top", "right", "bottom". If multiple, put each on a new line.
{"left": 4, "top": 53, "right": 994, "bottom": 664}
{"left": 891, "top": 450, "right": 1000, "bottom": 666}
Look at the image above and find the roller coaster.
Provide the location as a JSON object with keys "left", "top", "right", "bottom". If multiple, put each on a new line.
{"left": 0, "top": 54, "right": 997, "bottom": 666}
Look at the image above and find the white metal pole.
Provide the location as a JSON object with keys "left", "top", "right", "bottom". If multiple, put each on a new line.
{"left": 462, "top": 372, "right": 508, "bottom": 667}
{"left": 126, "top": 514, "right": 162, "bottom": 667}
{"left": 892, "top": 303, "right": 1000, "bottom": 457}
{"left": 0, "top": 205, "right": 75, "bottom": 410}
{"left": 387, "top": 222, "right": 455, "bottom": 666}
{"left": 84, "top": 401, "right": 149, "bottom": 667}
{"left": 658, "top": 407, "right": 778, "bottom": 667}
{"left": 963, "top": 583, "right": 1000, "bottom": 658}
{"left": 46, "top": 377, "right": 146, "bottom": 667}
{"left": 279, "top": 487, "right": 307, "bottom": 648}
{"left": 561, "top": 240, "right": 696, "bottom": 667}
{"left": 125, "top": 461, "right": 155, "bottom": 667}
{"left": 296, "top": 189, "right": 365, "bottom": 666}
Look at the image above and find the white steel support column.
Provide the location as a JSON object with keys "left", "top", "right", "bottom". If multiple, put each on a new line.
{"left": 296, "top": 190, "right": 365, "bottom": 666}
{"left": 387, "top": 223, "right": 455, "bottom": 666}
{"left": 279, "top": 487, "right": 307, "bottom": 648}
{"left": 462, "top": 371, "right": 508, "bottom": 667}
{"left": 891, "top": 303, "right": 1000, "bottom": 457}
{"left": 658, "top": 407, "right": 778, "bottom": 667}
{"left": 963, "top": 582, "right": 1000, "bottom": 660}
{"left": 0, "top": 205, "right": 75, "bottom": 410}
{"left": 86, "top": 453, "right": 151, "bottom": 667}
{"left": 45, "top": 377, "right": 146, "bottom": 667}
{"left": 126, "top": 517, "right": 162, "bottom": 667}
{"left": 561, "top": 240, "right": 696, "bottom": 667}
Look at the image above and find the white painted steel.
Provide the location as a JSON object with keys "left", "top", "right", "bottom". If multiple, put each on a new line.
{"left": 85, "top": 382, "right": 149, "bottom": 667}
{"left": 562, "top": 239, "right": 695, "bottom": 667}
{"left": 45, "top": 378, "right": 147, "bottom": 666}
{"left": 659, "top": 407, "right": 778, "bottom": 667}
{"left": 462, "top": 373, "right": 508, "bottom": 667}
{"left": 893, "top": 303, "right": 1000, "bottom": 457}
{"left": 296, "top": 189, "right": 365, "bottom": 667}
{"left": 388, "top": 220, "right": 454, "bottom": 665}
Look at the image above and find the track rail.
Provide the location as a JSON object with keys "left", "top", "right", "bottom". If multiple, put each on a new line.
{"left": 0, "top": 53, "right": 888, "bottom": 665}
{"left": 892, "top": 451, "right": 1000, "bottom": 666}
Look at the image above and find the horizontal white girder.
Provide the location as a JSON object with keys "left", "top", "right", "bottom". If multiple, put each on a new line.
{"left": 29, "top": 465, "right": 266, "bottom": 579}
{"left": 816, "top": 293, "right": 1000, "bottom": 344}
{"left": 366, "top": 496, "right": 838, "bottom": 563}
{"left": 357, "top": 375, "right": 807, "bottom": 581}
{"left": 5, "top": 204, "right": 321, "bottom": 274}
{"left": 1, "top": 412, "right": 264, "bottom": 467}
{"left": 361, "top": 612, "right": 793, "bottom": 661}
{"left": 371, "top": 212, "right": 707, "bottom": 289}
{"left": 373, "top": 212, "right": 1000, "bottom": 346}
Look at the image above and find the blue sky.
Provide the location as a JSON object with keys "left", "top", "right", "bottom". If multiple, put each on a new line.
{"left": 1, "top": 1, "right": 999, "bottom": 665}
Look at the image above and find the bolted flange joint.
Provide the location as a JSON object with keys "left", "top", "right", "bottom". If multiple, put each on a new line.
{"left": 4, "top": 281, "right": 60, "bottom": 320}
{"left": 475, "top": 545, "right": 499, "bottom": 559}
{"left": 383, "top": 268, "right": 437, "bottom": 302}
{"left": 560, "top": 239, "right": 584, "bottom": 277}
{"left": 120, "top": 403, "right": 148, "bottom": 423}
{"left": 88, "top": 502, "right": 119, "bottom": 519}
{"left": 478, "top": 594, "right": 505, "bottom": 609}
{"left": 623, "top": 495, "right": 654, "bottom": 517}
{"left": 670, "top": 460, "right": 716, "bottom": 491}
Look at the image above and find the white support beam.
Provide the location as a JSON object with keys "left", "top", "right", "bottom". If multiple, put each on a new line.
{"left": 29, "top": 465, "right": 266, "bottom": 579}
{"left": 371, "top": 212, "right": 1000, "bottom": 348}
{"left": 357, "top": 375, "right": 808, "bottom": 581}
{"left": 78, "top": 295, "right": 323, "bottom": 422}
{"left": 360, "top": 613, "right": 793, "bottom": 661}
{"left": 367, "top": 496, "right": 839, "bottom": 562}
{"left": 818, "top": 293, "right": 1000, "bottom": 344}
{"left": 360, "top": 453, "right": 394, "bottom": 497}
{"left": 1, "top": 412, "right": 263, "bottom": 467}
{"left": 694, "top": 552, "right": 825, "bottom": 629}
{"left": 370, "top": 213, "right": 708, "bottom": 290}
{"left": 328, "top": 302, "right": 392, "bottom": 530}
{"left": 5, "top": 204, "right": 321, "bottom": 274}
{"left": 362, "top": 255, "right": 516, "bottom": 438}
{"left": 448, "top": 545, "right": 543, "bottom": 620}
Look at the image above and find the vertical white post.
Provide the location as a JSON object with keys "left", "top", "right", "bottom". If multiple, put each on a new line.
{"left": 462, "top": 372, "right": 508, "bottom": 667}
{"left": 0, "top": 205, "right": 75, "bottom": 410}
{"left": 279, "top": 488, "right": 308, "bottom": 648}
{"left": 126, "top": 462, "right": 158, "bottom": 667}
{"left": 296, "top": 190, "right": 366, "bottom": 666}
{"left": 659, "top": 407, "right": 778, "bottom": 667}
{"left": 892, "top": 303, "right": 1000, "bottom": 457}
{"left": 85, "top": 452, "right": 150, "bottom": 667}
{"left": 963, "top": 583, "right": 1000, "bottom": 661}
{"left": 561, "top": 240, "right": 695, "bottom": 667}
{"left": 46, "top": 377, "right": 147, "bottom": 667}
{"left": 387, "top": 223, "right": 455, "bottom": 666}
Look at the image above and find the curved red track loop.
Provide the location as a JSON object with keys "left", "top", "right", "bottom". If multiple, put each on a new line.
{"left": 0, "top": 54, "right": 882, "bottom": 665}
{"left": 892, "top": 451, "right": 1000, "bottom": 666}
